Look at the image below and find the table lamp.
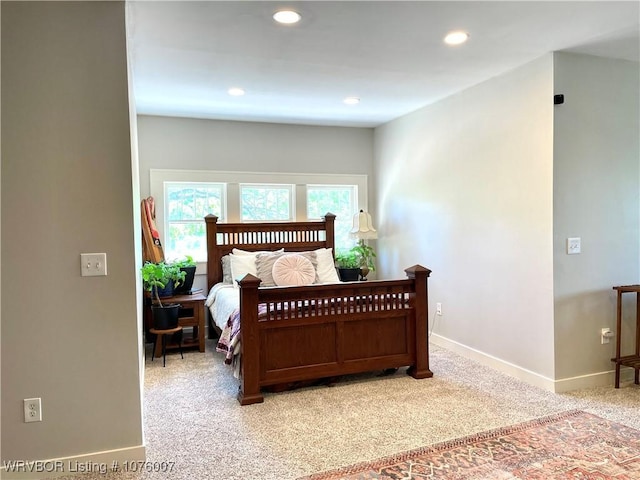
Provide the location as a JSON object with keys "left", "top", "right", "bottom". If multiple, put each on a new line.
{"left": 349, "top": 210, "right": 377, "bottom": 280}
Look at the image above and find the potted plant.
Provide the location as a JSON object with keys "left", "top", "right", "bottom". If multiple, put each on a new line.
{"left": 141, "top": 261, "right": 186, "bottom": 329}
{"left": 351, "top": 242, "right": 377, "bottom": 280}
{"left": 172, "top": 255, "right": 197, "bottom": 295}
{"left": 335, "top": 250, "right": 361, "bottom": 282}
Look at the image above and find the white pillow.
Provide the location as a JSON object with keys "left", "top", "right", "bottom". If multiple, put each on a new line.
{"left": 272, "top": 254, "right": 316, "bottom": 287}
{"left": 314, "top": 247, "right": 340, "bottom": 283}
{"left": 229, "top": 253, "right": 259, "bottom": 286}
{"left": 229, "top": 249, "right": 284, "bottom": 287}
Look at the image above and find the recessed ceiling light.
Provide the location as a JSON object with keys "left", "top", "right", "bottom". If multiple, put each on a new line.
{"left": 444, "top": 31, "right": 469, "bottom": 46}
{"left": 343, "top": 96, "right": 360, "bottom": 105}
{"left": 228, "top": 87, "right": 245, "bottom": 96}
{"left": 273, "top": 10, "right": 301, "bottom": 25}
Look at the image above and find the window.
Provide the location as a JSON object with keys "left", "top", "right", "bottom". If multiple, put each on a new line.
{"left": 150, "top": 170, "right": 369, "bottom": 264}
{"left": 307, "top": 185, "right": 357, "bottom": 250}
{"left": 240, "top": 184, "right": 294, "bottom": 221}
{"left": 164, "top": 182, "right": 224, "bottom": 262}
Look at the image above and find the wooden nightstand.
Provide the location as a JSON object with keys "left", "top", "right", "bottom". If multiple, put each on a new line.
{"left": 144, "top": 292, "right": 206, "bottom": 357}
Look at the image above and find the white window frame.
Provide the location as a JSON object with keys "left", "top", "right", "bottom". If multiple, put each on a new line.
{"left": 163, "top": 181, "right": 226, "bottom": 263}
{"left": 149, "top": 169, "right": 369, "bottom": 269}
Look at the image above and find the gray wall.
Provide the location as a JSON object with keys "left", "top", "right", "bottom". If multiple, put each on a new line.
{"left": 137, "top": 115, "right": 375, "bottom": 290}
{"left": 374, "top": 52, "right": 640, "bottom": 390}
{"left": 552, "top": 52, "right": 640, "bottom": 382}
{"left": 375, "top": 55, "right": 557, "bottom": 386}
{"left": 1, "top": 1, "right": 144, "bottom": 470}
{"left": 137, "top": 115, "right": 375, "bottom": 199}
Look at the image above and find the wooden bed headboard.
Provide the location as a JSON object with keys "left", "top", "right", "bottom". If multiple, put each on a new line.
{"left": 205, "top": 213, "right": 336, "bottom": 290}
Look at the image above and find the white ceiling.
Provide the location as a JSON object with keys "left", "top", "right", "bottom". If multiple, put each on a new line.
{"left": 127, "top": 1, "right": 640, "bottom": 128}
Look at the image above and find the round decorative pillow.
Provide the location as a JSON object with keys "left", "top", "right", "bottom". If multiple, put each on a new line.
{"left": 272, "top": 254, "right": 316, "bottom": 287}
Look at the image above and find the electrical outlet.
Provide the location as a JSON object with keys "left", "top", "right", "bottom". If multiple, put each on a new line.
{"left": 601, "top": 327, "right": 613, "bottom": 345}
{"left": 24, "top": 398, "right": 42, "bottom": 423}
{"left": 436, "top": 303, "right": 442, "bottom": 316}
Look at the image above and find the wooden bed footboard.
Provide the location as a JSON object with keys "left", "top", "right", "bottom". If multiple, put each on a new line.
{"left": 237, "top": 265, "right": 432, "bottom": 405}
{"left": 205, "top": 213, "right": 432, "bottom": 405}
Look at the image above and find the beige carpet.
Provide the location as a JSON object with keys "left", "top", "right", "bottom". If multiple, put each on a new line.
{"left": 53, "top": 339, "right": 639, "bottom": 480}
{"left": 298, "top": 410, "right": 640, "bottom": 479}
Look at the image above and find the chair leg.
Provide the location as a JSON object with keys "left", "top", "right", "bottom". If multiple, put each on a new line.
{"left": 178, "top": 330, "right": 184, "bottom": 360}
{"left": 162, "top": 333, "right": 167, "bottom": 367}
{"left": 152, "top": 334, "right": 157, "bottom": 362}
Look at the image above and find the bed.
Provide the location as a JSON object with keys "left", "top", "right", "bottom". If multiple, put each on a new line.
{"left": 205, "top": 213, "right": 433, "bottom": 405}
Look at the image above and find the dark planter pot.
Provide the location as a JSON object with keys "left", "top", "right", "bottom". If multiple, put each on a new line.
{"left": 151, "top": 303, "right": 180, "bottom": 330}
{"left": 173, "top": 266, "right": 196, "bottom": 295}
{"left": 155, "top": 280, "right": 175, "bottom": 298}
{"left": 338, "top": 267, "right": 361, "bottom": 282}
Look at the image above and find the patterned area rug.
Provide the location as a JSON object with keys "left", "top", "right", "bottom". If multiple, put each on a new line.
{"left": 299, "top": 410, "right": 640, "bottom": 479}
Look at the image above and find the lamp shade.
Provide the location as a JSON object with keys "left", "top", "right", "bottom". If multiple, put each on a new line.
{"left": 350, "top": 210, "right": 378, "bottom": 240}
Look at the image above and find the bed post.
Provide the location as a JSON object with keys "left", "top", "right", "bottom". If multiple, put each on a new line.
{"left": 405, "top": 264, "right": 433, "bottom": 380}
{"left": 324, "top": 212, "right": 336, "bottom": 255}
{"left": 237, "top": 274, "right": 264, "bottom": 405}
{"left": 205, "top": 214, "right": 219, "bottom": 291}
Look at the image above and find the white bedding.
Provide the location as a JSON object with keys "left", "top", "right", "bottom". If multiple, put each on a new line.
{"left": 205, "top": 282, "right": 240, "bottom": 331}
{"left": 206, "top": 283, "right": 243, "bottom": 376}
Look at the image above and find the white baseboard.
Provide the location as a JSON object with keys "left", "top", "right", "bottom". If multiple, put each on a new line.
{"left": 430, "top": 333, "right": 556, "bottom": 391}
{"left": 553, "top": 370, "right": 610, "bottom": 392}
{"left": 0, "top": 445, "right": 145, "bottom": 479}
{"left": 430, "top": 334, "right": 634, "bottom": 393}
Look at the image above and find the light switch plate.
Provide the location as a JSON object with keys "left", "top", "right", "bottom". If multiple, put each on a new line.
{"left": 81, "top": 253, "right": 107, "bottom": 276}
{"left": 567, "top": 237, "right": 581, "bottom": 255}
